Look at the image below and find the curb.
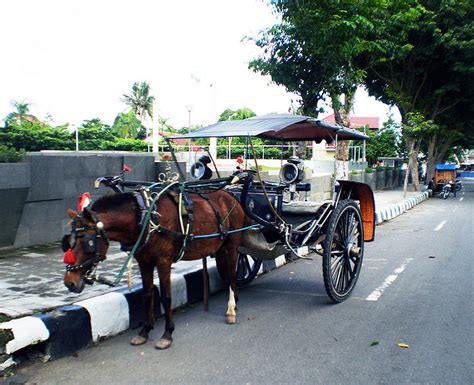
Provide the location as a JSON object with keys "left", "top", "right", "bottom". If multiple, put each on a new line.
{"left": 0, "top": 261, "right": 225, "bottom": 371}
{"left": 1, "top": 193, "right": 429, "bottom": 372}
{"left": 375, "top": 191, "right": 429, "bottom": 225}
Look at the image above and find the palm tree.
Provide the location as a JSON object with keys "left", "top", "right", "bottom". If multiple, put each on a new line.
{"left": 9, "top": 100, "right": 31, "bottom": 123}
{"left": 122, "top": 82, "right": 155, "bottom": 124}
{"left": 158, "top": 116, "right": 174, "bottom": 135}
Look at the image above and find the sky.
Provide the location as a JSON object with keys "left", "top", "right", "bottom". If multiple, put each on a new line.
{"left": 0, "top": 0, "right": 399, "bottom": 129}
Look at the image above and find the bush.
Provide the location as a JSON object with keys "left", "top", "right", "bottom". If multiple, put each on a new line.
{"left": 350, "top": 169, "right": 359, "bottom": 175}
{"left": 0, "top": 145, "right": 25, "bottom": 163}
{"left": 375, "top": 166, "right": 385, "bottom": 171}
{"left": 105, "top": 138, "right": 148, "bottom": 152}
{"left": 364, "top": 167, "right": 374, "bottom": 173}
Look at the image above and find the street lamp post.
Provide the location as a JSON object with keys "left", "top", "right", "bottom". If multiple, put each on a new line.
{"left": 73, "top": 125, "right": 79, "bottom": 151}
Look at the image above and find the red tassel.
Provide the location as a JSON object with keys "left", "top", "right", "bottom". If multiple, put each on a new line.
{"left": 77, "top": 192, "right": 91, "bottom": 211}
{"left": 63, "top": 248, "right": 76, "bottom": 264}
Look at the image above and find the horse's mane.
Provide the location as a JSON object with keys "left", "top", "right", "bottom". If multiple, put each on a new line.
{"left": 91, "top": 193, "right": 135, "bottom": 213}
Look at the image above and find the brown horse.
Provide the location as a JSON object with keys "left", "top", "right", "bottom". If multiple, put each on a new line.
{"left": 63, "top": 189, "right": 246, "bottom": 349}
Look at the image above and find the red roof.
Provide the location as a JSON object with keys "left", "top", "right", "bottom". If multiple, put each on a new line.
{"left": 323, "top": 114, "right": 380, "bottom": 130}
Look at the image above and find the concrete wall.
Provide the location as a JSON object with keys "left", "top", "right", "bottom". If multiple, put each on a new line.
{"left": 0, "top": 152, "right": 156, "bottom": 248}
{"left": 0, "top": 163, "right": 30, "bottom": 247}
{"left": 1, "top": 151, "right": 404, "bottom": 248}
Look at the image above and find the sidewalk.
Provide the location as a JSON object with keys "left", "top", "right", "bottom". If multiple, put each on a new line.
{"left": 0, "top": 187, "right": 429, "bottom": 372}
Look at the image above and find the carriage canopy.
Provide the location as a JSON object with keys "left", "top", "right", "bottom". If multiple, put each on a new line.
{"left": 170, "top": 114, "right": 368, "bottom": 142}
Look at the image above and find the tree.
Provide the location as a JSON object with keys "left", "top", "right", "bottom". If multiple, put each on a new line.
{"left": 157, "top": 116, "right": 175, "bottom": 135}
{"left": 357, "top": 0, "right": 473, "bottom": 190}
{"left": 250, "top": 1, "right": 380, "bottom": 168}
{"left": 111, "top": 110, "right": 143, "bottom": 139}
{"left": 218, "top": 107, "right": 256, "bottom": 122}
{"left": 5, "top": 100, "right": 38, "bottom": 125}
{"left": 252, "top": 1, "right": 472, "bottom": 186}
{"left": 78, "top": 119, "right": 115, "bottom": 150}
{"left": 401, "top": 112, "right": 437, "bottom": 194}
{"left": 362, "top": 116, "right": 400, "bottom": 166}
{"left": 122, "top": 81, "right": 155, "bottom": 124}
{"left": 1, "top": 119, "right": 73, "bottom": 151}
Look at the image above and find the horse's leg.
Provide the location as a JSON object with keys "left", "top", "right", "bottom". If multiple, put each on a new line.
{"left": 155, "top": 260, "right": 174, "bottom": 350}
{"left": 130, "top": 261, "right": 155, "bottom": 346}
{"left": 215, "top": 240, "right": 240, "bottom": 325}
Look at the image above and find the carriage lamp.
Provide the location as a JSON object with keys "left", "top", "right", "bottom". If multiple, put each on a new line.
{"left": 280, "top": 157, "right": 305, "bottom": 200}
{"left": 190, "top": 155, "right": 213, "bottom": 180}
{"left": 280, "top": 156, "right": 305, "bottom": 184}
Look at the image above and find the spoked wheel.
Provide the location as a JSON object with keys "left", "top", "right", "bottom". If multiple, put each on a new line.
{"left": 236, "top": 251, "right": 262, "bottom": 288}
{"left": 322, "top": 200, "right": 364, "bottom": 303}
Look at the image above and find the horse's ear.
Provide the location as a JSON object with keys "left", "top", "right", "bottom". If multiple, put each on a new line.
{"left": 82, "top": 207, "right": 94, "bottom": 222}
{"left": 67, "top": 209, "right": 77, "bottom": 219}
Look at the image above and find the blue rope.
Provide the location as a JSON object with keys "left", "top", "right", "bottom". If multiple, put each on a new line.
{"left": 192, "top": 224, "right": 262, "bottom": 239}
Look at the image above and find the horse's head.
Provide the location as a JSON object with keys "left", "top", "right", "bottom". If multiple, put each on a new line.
{"left": 63, "top": 207, "right": 109, "bottom": 293}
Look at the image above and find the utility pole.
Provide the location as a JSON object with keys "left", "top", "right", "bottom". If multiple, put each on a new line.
{"left": 74, "top": 125, "right": 79, "bottom": 151}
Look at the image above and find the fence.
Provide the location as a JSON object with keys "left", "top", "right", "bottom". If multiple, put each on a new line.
{"left": 156, "top": 144, "right": 365, "bottom": 161}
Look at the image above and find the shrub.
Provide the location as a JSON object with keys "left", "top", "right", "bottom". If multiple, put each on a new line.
{"left": 350, "top": 169, "right": 359, "bottom": 175}
{"left": 0, "top": 145, "right": 25, "bottom": 163}
{"left": 375, "top": 166, "right": 385, "bottom": 171}
{"left": 364, "top": 167, "right": 374, "bottom": 173}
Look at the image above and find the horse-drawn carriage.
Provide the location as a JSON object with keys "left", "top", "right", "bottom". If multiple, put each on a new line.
{"left": 62, "top": 114, "right": 375, "bottom": 349}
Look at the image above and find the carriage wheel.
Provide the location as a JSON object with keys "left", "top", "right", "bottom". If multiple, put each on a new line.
{"left": 236, "top": 252, "right": 262, "bottom": 288}
{"left": 322, "top": 200, "right": 364, "bottom": 303}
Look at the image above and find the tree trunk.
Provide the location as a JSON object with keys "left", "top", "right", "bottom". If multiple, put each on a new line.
{"left": 426, "top": 134, "right": 437, "bottom": 184}
{"left": 426, "top": 132, "right": 455, "bottom": 184}
{"left": 410, "top": 141, "right": 421, "bottom": 192}
{"left": 403, "top": 138, "right": 421, "bottom": 196}
{"left": 295, "top": 141, "right": 307, "bottom": 159}
{"left": 332, "top": 91, "right": 355, "bottom": 180}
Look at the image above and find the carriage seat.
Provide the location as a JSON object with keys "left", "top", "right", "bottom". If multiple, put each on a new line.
{"left": 281, "top": 200, "right": 324, "bottom": 214}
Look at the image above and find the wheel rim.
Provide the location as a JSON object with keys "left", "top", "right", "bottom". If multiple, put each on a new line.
{"left": 236, "top": 252, "right": 260, "bottom": 286}
{"left": 329, "top": 207, "right": 363, "bottom": 295}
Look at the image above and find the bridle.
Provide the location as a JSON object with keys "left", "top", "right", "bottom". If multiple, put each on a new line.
{"left": 62, "top": 212, "right": 109, "bottom": 274}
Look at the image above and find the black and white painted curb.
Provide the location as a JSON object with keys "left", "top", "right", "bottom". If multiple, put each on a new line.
{"left": 0, "top": 192, "right": 428, "bottom": 372}
{"left": 0, "top": 259, "right": 225, "bottom": 371}
{"left": 375, "top": 191, "right": 429, "bottom": 225}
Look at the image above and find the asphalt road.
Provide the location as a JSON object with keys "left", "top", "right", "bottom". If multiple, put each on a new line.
{"left": 4, "top": 181, "right": 473, "bottom": 385}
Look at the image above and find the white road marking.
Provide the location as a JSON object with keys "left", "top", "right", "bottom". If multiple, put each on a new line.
{"left": 366, "top": 258, "right": 413, "bottom": 301}
{"left": 459, "top": 197, "right": 464, "bottom": 202}
{"left": 434, "top": 220, "right": 447, "bottom": 231}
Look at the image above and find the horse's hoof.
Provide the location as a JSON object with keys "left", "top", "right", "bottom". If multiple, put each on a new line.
{"left": 155, "top": 338, "right": 172, "bottom": 350}
{"left": 226, "top": 314, "right": 236, "bottom": 324}
{"left": 130, "top": 335, "right": 147, "bottom": 346}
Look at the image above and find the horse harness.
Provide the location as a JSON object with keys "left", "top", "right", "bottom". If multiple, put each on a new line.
{"left": 133, "top": 186, "right": 235, "bottom": 262}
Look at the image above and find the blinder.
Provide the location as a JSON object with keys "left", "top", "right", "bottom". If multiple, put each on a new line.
{"left": 61, "top": 234, "right": 71, "bottom": 253}
{"left": 62, "top": 215, "right": 108, "bottom": 273}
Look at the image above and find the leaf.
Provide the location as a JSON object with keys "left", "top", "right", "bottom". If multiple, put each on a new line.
{"left": 369, "top": 340, "right": 379, "bottom": 346}
{"left": 398, "top": 343, "right": 410, "bottom": 348}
